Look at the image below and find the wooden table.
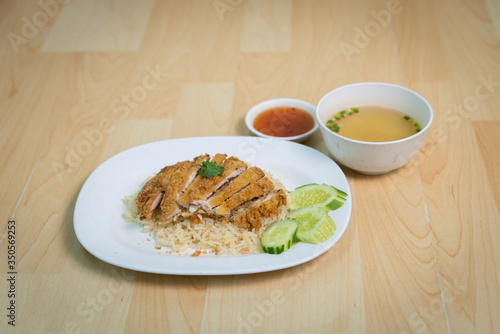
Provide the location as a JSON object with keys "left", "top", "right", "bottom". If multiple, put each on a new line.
{"left": 1, "top": 0, "right": 499, "bottom": 333}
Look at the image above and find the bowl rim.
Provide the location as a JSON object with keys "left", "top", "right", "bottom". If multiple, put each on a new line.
{"left": 245, "top": 97, "right": 319, "bottom": 141}
{"left": 316, "top": 82, "right": 434, "bottom": 145}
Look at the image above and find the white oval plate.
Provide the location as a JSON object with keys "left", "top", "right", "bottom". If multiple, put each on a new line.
{"left": 74, "top": 136, "right": 352, "bottom": 275}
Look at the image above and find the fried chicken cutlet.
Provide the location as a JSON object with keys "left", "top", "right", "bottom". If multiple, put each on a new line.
{"left": 135, "top": 154, "right": 287, "bottom": 230}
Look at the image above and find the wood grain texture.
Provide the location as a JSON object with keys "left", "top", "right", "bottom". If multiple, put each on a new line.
{"left": 174, "top": 83, "right": 236, "bottom": 138}
{"left": 240, "top": 0, "right": 292, "bottom": 52}
{"left": 472, "top": 121, "right": 500, "bottom": 211}
{"left": 1, "top": 0, "right": 499, "bottom": 333}
{"left": 41, "top": 0, "right": 155, "bottom": 52}
{"left": 124, "top": 274, "right": 207, "bottom": 334}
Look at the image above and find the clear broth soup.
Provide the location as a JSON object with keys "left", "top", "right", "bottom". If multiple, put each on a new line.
{"left": 325, "top": 105, "right": 421, "bottom": 142}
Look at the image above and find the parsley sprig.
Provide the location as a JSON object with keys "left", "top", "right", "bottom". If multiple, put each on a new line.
{"left": 199, "top": 161, "right": 224, "bottom": 178}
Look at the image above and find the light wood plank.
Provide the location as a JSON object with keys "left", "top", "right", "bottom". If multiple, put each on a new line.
{"left": 124, "top": 274, "right": 207, "bottom": 334}
{"left": 240, "top": 0, "right": 292, "bottom": 52}
{"left": 486, "top": 0, "right": 500, "bottom": 37}
{"left": 173, "top": 83, "right": 235, "bottom": 138}
{"left": 472, "top": 121, "right": 500, "bottom": 213}
{"left": 0, "top": 0, "right": 77, "bottom": 226}
{"left": 392, "top": 0, "right": 450, "bottom": 83}
{"left": 138, "top": 0, "right": 242, "bottom": 83}
{"left": 41, "top": 0, "right": 155, "bottom": 52}
{"left": 1, "top": 0, "right": 500, "bottom": 333}
{"left": 5, "top": 269, "right": 136, "bottom": 333}
{"left": 391, "top": 0, "right": 500, "bottom": 329}
{"left": 394, "top": 0, "right": 500, "bottom": 113}
{"left": 0, "top": 55, "right": 74, "bottom": 254}
{"left": 99, "top": 119, "right": 173, "bottom": 161}
{"left": 417, "top": 84, "right": 500, "bottom": 333}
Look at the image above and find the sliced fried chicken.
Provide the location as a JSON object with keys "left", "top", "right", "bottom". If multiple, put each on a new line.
{"left": 215, "top": 177, "right": 275, "bottom": 216}
{"left": 159, "top": 154, "right": 208, "bottom": 224}
{"left": 204, "top": 167, "right": 265, "bottom": 211}
{"left": 178, "top": 153, "right": 227, "bottom": 206}
{"left": 231, "top": 189, "right": 287, "bottom": 230}
{"left": 136, "top": 164, "right": 177, "bottom": 220}
{"left": 135, "top": 153, "right": 287, "bottom": 231}
{"left": 179, "top": 156, "right": 247, "bottom": 207}
{"left": 136, "top": 168, "right": 165, "bottom": 212}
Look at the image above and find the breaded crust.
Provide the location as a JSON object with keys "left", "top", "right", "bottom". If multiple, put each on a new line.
{"left": 231, "top": 189, "right": 287, "bottom": 229}
{"left": 207, "top": 167, "right": 265, "bottom": 209}
{"left": 135, "top": 154, "right": 287, "bottom": 230}
{"left": 215, "top": 177, "right": 275, "bottom": 216}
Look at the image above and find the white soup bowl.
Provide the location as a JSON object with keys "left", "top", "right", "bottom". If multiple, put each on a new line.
{"left": 316, "top": 82, "right": 433, "bottom": 174}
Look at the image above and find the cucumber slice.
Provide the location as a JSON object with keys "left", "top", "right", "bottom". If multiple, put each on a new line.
{"left": 289, "top": 207, "right": 336, "bottom": 244}
{"left": 289, "top": 183, "right": 347, "bottom": 211}
{"left": 260, "top": 219, "right": 298, "bottom": 254}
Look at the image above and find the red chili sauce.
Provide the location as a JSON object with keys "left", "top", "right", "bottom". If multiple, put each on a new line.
{"left": 253, "top": 107, "right": 315, "bottom": 137}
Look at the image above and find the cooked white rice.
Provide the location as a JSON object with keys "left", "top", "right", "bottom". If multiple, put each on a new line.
{"left": 122, "top": 172, "right": 288, "bottom": 256}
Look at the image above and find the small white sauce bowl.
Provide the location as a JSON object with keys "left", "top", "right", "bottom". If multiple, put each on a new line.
{"left": 316, "top": 82, "right": 433, "bottom": 175}
{"left": 245, "top": 98, "right": 318, "bottom": 142}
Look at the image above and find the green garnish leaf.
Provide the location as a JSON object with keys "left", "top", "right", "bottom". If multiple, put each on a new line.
{"left": 327, "top": 124, "right": 340, "bottom": 133}
{"left": 403, "top": 115, "right": 422, "bottom": 132}
{"left": 199, "top": 161, "right": 224, "bottom": 178}
{"left": 326, "top": 107, "right": 360, "bottom": 134}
